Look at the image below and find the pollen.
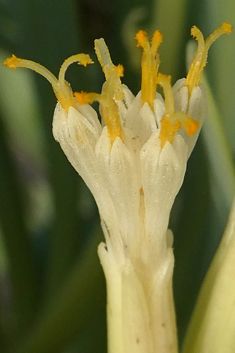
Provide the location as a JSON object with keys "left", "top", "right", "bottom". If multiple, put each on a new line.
{"left": 157, "top": 73, "right": 199, "bottom": 148}
{"left": 116, "top": 64, "right": 124, "bottom": 77}
{"left": 3, "top": 54, "right": 19, "bottom": 69}
{"left": 152, "top": 30, "right": 163, "bottom": 43}
{"left": 135, "top": 30, "right": 148, "bottom": 47}
{"left": 183, "top": 119, "right": 199, "bottom": 136}
{"left": 74, "top": 91, "right": 99, "bottom": 105}
{"left": 185, "top": 22, "right": 232, "bottom": 96}
{"left": 136, "top": 29, "right": 163, "bottom": 110}
{"left": 77, "top": 54, "right": 94, "bottom": 67}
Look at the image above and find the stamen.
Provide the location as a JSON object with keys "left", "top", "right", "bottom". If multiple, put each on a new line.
{"left": 58, "top": 54, "right": 93, "bottom": 84}
{"left": 100, "top": 66, "right": 123, "bottom": 142}
{"left": 136, "top": 30, "right": 162, "bottom": 110}
{"left": 94, "top": 38, "right": 114, "bottom": 80}
{"left": 4, "top": 55, "right": 58, "bottom": 87}
{"left": 136, "top": 30, "right": 149, "bottom": 50}
{"left": 57, "top": 53, "right": 93, "bottom": 111}
{"left": 75, "top": 39, "right": 123, "bottom": 144}
{"left": 94, "top": 39, "right": 124, "bottom": 101}
{"left": 185, "top": 22, "right": 232, "bottom": 96}
{"left": 4, "top": 53, "right": 93, "bottom": 112}
{"left": 157, "top": 74, "right": 175, "bottom": 116}
{"left": 157, "top": 74, "right": 199, "bottom": 148}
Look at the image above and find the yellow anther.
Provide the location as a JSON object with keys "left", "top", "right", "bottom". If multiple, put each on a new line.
{"left": 157, "top": 73, "right": 199, "bottom": 148}
{"left": 160, "top": 117, "right": 181, "bottom": 147}
{"left": 4, "top": 53, "right": 93, "bottom": 112}
{"left": 221, "top": 22, "right": 233, "bottom": 33}
{"left": 136, "top": 30, "right": 162, "bottom": 110}
{"left": 151, "top": 30, "right": 163, "bottom": 52}
{"left": 74, "top": 91, "right": 100, "bottom": 105}
{"left": 185, "top": 22, "right": 232, "bottom": 96}
{"left": 116, "top": 64, "right": 124, "bottom": 78}
{"left": 135, "top": 30, "right": 148, "bottom": 48}
{"left": 181, "top": 117, "right": 199, "bottom": 136}
{"left": 4, "top": 54, "right": 58, "bottom": 87}
{"left": 4, "top": 54, "right": 20, "bottom": 70}
{"left": 76, "top": 54, "right": 94, "bottom": 67}
{"left": 152, "top": 30, "right": 163, "bottom": 44}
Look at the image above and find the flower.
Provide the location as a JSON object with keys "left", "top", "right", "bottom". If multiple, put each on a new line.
{"left": 4, "top": 22, "right": 232, "bottom": 353}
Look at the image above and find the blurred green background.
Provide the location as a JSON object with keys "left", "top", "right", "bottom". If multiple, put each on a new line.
{"left": 0, "top": 0, "right": 234, "bottom": 352}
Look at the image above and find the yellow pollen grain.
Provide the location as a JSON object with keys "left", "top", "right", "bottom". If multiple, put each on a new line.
{"left": 77, "top": 54, "right": 94, "bottom": 67}
{"left": 152, "top": 30, "right": 163, "bottom": 43}
{"left": 160, "top": 117, "right": 181, "bottom": 147}
{"left": 135, "top": 30, "right": 148, "bottom": 48}
{"left": 3, "top": 54, "right": 18, "bottom": 69}
{"left": 116, "top": 64, "right": 124, "bottom": 77}
{"left": 74, "top": 91, "right": 87, "bottom": 105}
{"left": 222, "top": 22, "right": 233, "bottom": 34}
{"left": 191, "top": 25, "right": 203, "bottom": 39}
{"left": 74, "top": 91, "right": 100, "bottom": 105}
{"left": 182, "top": 119, "right": 199, "bottom": 136}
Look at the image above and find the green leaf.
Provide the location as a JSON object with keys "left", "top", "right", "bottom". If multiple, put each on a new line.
{"left": 13, "top": 229, "right": 106, "bottom": 353}
{"left": 182, "top": 199, "right": 235, "bottom": 353}
{"left": 0, "top": 108, "right": 39, "bottom": 336}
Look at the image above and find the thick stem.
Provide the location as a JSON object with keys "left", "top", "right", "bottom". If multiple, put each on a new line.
{"left": 98, "top": 240, "right": 178, "bottom": 353}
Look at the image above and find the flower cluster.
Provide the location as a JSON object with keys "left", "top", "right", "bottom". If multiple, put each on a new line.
{"left": 4, "top": 22, "right": 232, "bottom": 353}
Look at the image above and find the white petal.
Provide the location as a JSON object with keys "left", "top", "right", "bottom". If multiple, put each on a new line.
{"left": 77, "top": 102, "right": 102, "bottom": 134}
{"left": 52, "top": 104, "right": 103, "bottom": 198}
{"left": 172, "top": 78, "right": 186, "bottom": 96}
{"left": 140, "top": 132, "right": 187, "bottom": 244}
{"left": 115, "top": 84, "right": 135, "bottom": 126}
{"left": 153, "top": 94, "right": 165, "bottom": 127}
{"left": 122, "top": 84, "right": 135, "bottom": 106}
{"left": 173, "top": 79, "right": 188, "bottom": 113}
{"left": 95, "top": 128, "right": 141, "bottom": 253}
{"left": 124, "top": 93, "right": 161, "bottom": 145}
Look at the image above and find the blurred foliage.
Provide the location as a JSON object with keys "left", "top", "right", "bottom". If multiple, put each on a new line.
{"left": 0, "top": 0, "right": 234, "bottom": 352}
